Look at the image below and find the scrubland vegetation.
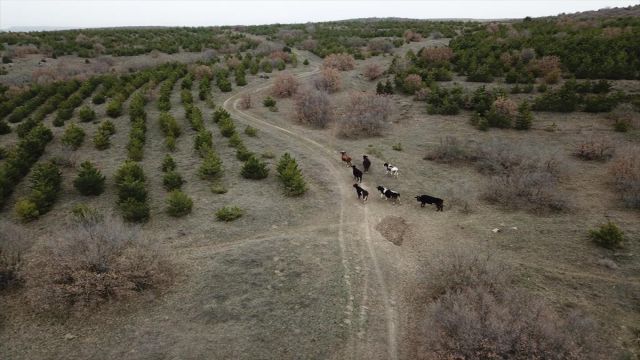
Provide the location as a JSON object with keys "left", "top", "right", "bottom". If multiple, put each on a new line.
{"left": 1, "top": 5, "right": 640, "bottom": 359}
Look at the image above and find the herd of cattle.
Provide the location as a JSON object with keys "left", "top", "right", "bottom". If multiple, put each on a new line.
{"left": 339, "top": 151, "right": 444, "bottom": 211}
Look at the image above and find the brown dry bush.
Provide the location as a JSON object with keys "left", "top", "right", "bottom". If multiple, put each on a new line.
{"left": 609, "top": 146, "right": 640, "bottom": 209}
{"left": 314, "top": 67, "right": 341, "bottom": 93}
{"left": 476, "top": 141, "right": 567, "bottom": 212}
{"left": 424, "top": 136, "right": 475, "bottom": 164}
{"left": 411, "top": 248, "right": 603, "bottom": 360}
{"left": 529, "top": 55, "right": 562, "bottom": 84}
{"left": 24, "top": 211, "right": 172, "bottom": 313}
{"left": 193, "top": 64, "right": 213, "bottom": 80}
{"left": 269, "top": 50, "right": 290, "bottom": 63}
{"left": 294, "top": 87, "right": 334, "bottom": 128}
{"left": 12, "top": 44, "right": 40, "bottom": 58}
{"left": 270, "top": 72, "right": 299, "bottom": 98}
{"left": 322, "top": 53, "right": 355, "bottom": 71}
{"left": 403, "top": 29, "right": 423, "bottom": 42}
{"left": 337, "top": 92, "right": 392, "bottom": 137}
{"left": 0, "top": 221, "right": 30, "bottom": 291}
{"left": 239, "top": 93, "right": 252, "bottom": 109}
{"left": 364, "top": 63, "right": 384, "bottom": 81}
{"left": 300, "top": 39, "right": 318, "bottom": 51}
{"left": 574, "top": 136, "right": 614, "bottom": 161}
{"left": 420, "top": 47, "right": 454, "bottom": 63}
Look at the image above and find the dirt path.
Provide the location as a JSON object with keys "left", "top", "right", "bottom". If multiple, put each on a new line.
{"left": 222, "top": 61, "right": 400, "bottom": 360}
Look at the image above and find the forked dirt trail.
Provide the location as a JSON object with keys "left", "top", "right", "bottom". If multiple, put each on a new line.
{"left": 222, "top": 60, "right": 403, "bottom": 360}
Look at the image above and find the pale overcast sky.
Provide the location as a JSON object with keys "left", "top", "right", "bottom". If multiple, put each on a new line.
{"left": 1, "top": 1, "right": 638, "bottom": 29}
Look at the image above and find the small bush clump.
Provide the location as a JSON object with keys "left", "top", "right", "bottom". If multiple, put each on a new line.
{"left": 609, "top": 147, "right": 640, "bottom": 209}
{"left": 216, "top": 206, "right": 243, "bottom": 221}
{"left": 74, "top": 161, "right": 106, "bottom": 196}
{"left": 263, "top": 96, "right": 276, "bottom": 107}
{"left": 166, "top": 190, "right": 193, "bottom": 217}
{"left": 115, "top": 161, "right": 149, "bottom": 222}
{"left": 78, "top": 105, "right": 96, "bottom": 122}
{"left": 337, "top": 92, "right": 392, "bottom": 137}
{"left": 241, "top": 155, "right": 269, "bottom": 180}
{"left": 162, "top": 171, "right": 184, "bottom": 191}
{"left": 277, "top": 153, "right": 307, "bottom": 196}
{"left": 589, "top": 221, "right": 624, "bottom": 249}
{"left": 244, "top": 125, "right": 258, "bottom": 137}
{"left": 161, "top": 154, "right": 176, "bottom": 172}
{"left": 198, "top": 150, "right": 223, "bottom": 179}
{"left": 0, "top": 220, "right": 29, "bottom": 291}
{"left": 61, "top": 123, "right": 86, "bottom": 150}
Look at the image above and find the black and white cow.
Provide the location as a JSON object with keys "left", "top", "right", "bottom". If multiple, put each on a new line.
{"left": 377, "top": 185, "right": 400, "bottom": 203}
{"left": 383, "top": 163, "right": 399, "bottom": 177}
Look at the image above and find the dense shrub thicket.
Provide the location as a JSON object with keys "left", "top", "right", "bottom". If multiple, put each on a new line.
{"left": 114, "top": 161, "right": 149, "bottom": 222}
{"left": 15, "top": 161, "right": 62, "bottom": 222}
{"left": 449, "top": 17, "right": 640, "bottom": 80}
{"left": 0, "top": 124, "right": 53, "bottom": 208}
{"left": 0, "top": 27, "right": 258, "bottom": 58}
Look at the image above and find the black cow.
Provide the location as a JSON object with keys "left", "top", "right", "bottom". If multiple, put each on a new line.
{"left": 415, "top": 194, "right": 444, "bottom": 211}
{"left": 377, "top": 185, "right": 400, "bottom": 203}
{"left": 353, "top": 184, "right": 369, "bottom": 202}
{"left": 351, "top": 165, "right": 363, "bottom": 183}
{"left": 362, "top": 155, "right": 371, "bottom": 173}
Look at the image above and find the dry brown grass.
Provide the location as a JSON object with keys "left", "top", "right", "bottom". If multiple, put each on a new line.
{"left": 270, "top": 72, "right": 299, "bottom": 98}
{"left": 336, "top": 92, "right": 392, "bottom": 137}
{"left": 0, "top": 221, "right": 30, "bottom": 291}
{"left": 23, "top": 211, "right": 172, "bottom": 314}
{"left": 410, "top": 248, "right": 603, "bottom": 360}
{"left": 609, "top": 146, "right": 640, "bottom": 209}
{"left": 424, "top": 136, "right": 475, "bottom": 164}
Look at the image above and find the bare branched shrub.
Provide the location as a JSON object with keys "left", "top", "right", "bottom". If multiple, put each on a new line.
{"left": 403, "top": 29, "right": 423, "bottom": 42}
{"left": 300, "top": 39, "right": 318, "bottom": 51}
{"left": 364, "top": 63, "right": 384, "bottom": 81}
{"left": 403, "top": 74, "right": 423, "bottom": 94}
{"left": 193, "top": 65, "right": 213, "bottom": 80}
{"left": 574, "top": 136, "right": 614, "bottom": 161}
{"left": 337, "top": 92, "right": 392, "bottom": 137}
{"left": 270, "top": 72, "right": 299, "bottom": 98}
{"left": 0, "top": 221, "right": 30, "bottom": 291}
{"left": 13, "top": 45, "right": 40, "bottom": 58}
{"left": 411, "top": 248, "right": 603, "bottom": 360}
{"left": 477, "top": 141, "right": 566, "bottom": 212}
{"left": 294, "top": 87, "right": 334, "bottom": 128}
{"left": 367, "top": 38, "right": 393, "bottom": 54}
{"left": 610, "top": 146, "right": 640, "bottom": 209}
{"left": 239, "top": 93, "right": 252, "bottom": 110}
{"left": 269, "top": 50, "right": 290, "bottom": 63}
{"left": 322, "top": 53, "right": 355, "bottom": 71}
{"left": 314, "top": 67, "right": 341, "bottom": 93}
{"left": 420, "top": 47, "right": 454, "bottom": 63}
{"left": 424, "top": 136, "right": 474, "bottom": 164}
{"left": 529, "top": 55, "right": 562, "bottom": 84}
{"left": 520, "top": 47, "right": 536, "bottom": 63}
{"left": 24, "top": 212, "right": 172, "bottom": 313}
{"left": 492, "top": 96, "right": 518, "bottom": 118}
{"left": 414, "top": 88, "right": 430, "bottom": 101}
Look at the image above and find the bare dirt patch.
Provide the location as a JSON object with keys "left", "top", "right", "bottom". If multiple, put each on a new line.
{"left": 375, "top": 216, "right": 408, "bottom": 246}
